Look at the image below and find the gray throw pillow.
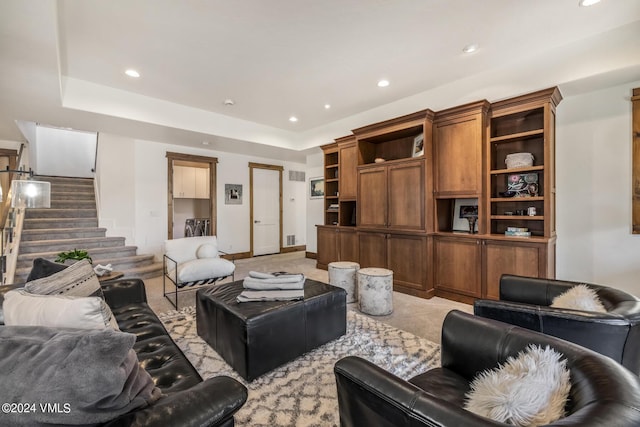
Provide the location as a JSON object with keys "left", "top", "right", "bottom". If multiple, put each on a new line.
{"left": 25, "top": 259, "right": 103, "bottom": 299}
{"left": 0, "top": 326, "right": 161, "bottom": 425}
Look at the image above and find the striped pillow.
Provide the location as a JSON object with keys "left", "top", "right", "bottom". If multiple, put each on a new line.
{"left": 25, "top": 259, "right": 103, "bottom": 299}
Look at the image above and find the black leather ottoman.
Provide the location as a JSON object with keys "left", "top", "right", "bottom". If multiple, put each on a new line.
{"left": 196, "top": 279, "right": 347, "bottom": 381}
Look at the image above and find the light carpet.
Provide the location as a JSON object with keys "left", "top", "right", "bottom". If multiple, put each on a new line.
{"left": 158, "top": 306, "right": 441, "bottom": 427}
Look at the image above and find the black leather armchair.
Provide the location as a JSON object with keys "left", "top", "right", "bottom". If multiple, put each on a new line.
{"left": 474, "top": 274, "right": 640, "bottom": 375}
{"left": 334, "top": 310, "right": 640, "bottom": 427}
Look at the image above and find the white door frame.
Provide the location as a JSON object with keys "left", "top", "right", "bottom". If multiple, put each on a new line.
{"left": 249, "top": 162, "right": 283, "bottom": 256}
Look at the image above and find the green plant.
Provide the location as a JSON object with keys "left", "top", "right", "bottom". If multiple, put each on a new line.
{"left": 55, "top": 249, "right": 92, "bottom": 264}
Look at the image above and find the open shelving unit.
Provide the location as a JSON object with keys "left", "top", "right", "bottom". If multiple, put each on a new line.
{"left": 486, "top": 88, "right": 561, "bottom": 238}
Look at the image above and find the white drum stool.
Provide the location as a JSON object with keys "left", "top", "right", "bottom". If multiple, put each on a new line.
{"left": 328, "top": 261, "right": 360, "bottom": 303}
{"left": 357, "top": 267, "right": 393, "bottom": 316}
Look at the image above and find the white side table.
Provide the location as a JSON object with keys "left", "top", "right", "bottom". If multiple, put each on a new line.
{"left": 357, "top": 267, "right": 393, "bottom": 316}
{"left": 328, "top": 261, "right": 360, "bottom": 303}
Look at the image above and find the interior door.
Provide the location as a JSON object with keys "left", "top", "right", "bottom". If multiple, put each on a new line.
{"left": 252, "top": 167, "right": 281, "bottom": 256}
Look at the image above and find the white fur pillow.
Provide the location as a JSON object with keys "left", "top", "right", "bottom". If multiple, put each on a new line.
{"left": 550, "top": 284, "right": 607, "bottom": 313}
{"left": 465, "top": 345, "right": 570, "bottom": 427}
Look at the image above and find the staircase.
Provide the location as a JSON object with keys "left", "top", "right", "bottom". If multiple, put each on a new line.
{"left": 14, "top": 176, "right": 163, "bottom": 283}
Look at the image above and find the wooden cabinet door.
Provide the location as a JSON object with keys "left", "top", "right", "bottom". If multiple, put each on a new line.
{"left": 358, "top": 166, "right": 387, "bottom": 228}
{"left": 338, "top": 228, "right": 358, "bottom": 263}
{"left": 388, "top": 160, "right": 424, "bottom": 230}
{"left": 434, "top": 236, "right": 482, "bottom": 298}
{"left": 317, "top": 226, "right": 338, "bottom": 269}
{"left": 434, "top": 115, "right": 483, "bottom": 195}
{"left": 482, "top": 240, "right": 546, "bottom": 300}
{"left": 339, "top": 143, "right": 358, "bottom": 200}
{"left": 387, "top": 234, "right": 426, "bottom": 292}
{"left": 358, "top": 231, "right": 387, "bottom": 269}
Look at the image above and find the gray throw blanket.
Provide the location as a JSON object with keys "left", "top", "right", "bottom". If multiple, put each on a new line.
{"left": 237, "top": 271, "right": 306, "bottom": 302}
{"left": 0, "top": 326, "right": 161, "bottom": 425}
{"left": 242, "top": 271, "right": 305, "bottom": 290}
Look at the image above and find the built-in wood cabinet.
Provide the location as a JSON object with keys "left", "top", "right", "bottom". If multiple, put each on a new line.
{"left": 486, "top": 87, "right": 561, "bottom": 238}
{"left": 434, "top": 235, "right": 482, "bottom": 299}
{"left": 433, "top": 101, "right": 489, "bottom": 197}
{"left": 482, "top": 237, "right": 554, "bottom": 299}
{"left": 317, "top": 87, "right": 561, "bottom": 303}
{"left": 316, "top": 225, "right": 358, "bottom": 270}
{"left": 357, "top": 159, "right": 425, "bottom": 230}
{"left": 337, "top": 136, "right": 358, "bottom": 201}
{"left": 434, "top": 234, "right": 554, "bottom": 303}
{"left": 174, "top": 165, "right": 209, "bottom": 199}
{"left": 358, "top": 231, "right": 431, "bottom": 297}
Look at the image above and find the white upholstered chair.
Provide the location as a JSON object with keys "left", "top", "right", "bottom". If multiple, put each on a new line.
{"left": 163, "top": 236, "right": 235, "bottom": 308}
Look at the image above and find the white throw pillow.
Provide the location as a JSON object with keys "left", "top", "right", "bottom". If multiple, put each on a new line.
{"left": 464, "top": 345, "right": 570, "bottom": 427}
{"left": 175, "top": 258, "right": 235, "bottom": 283}
{"left": 3, "top": 290, "right": 119, "bottom": 330}
{"left": 550, "top": 284, "right": 607, "bottom": 313}
{"left": 196, "top": 243, "right": 218, "bottom": 259}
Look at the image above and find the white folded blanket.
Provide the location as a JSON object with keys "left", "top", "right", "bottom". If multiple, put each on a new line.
{"left": 236, "top": 289, "right": 304, "bottom": 303}
{"left": 243, "top": 271, "right": 305, "bottom": 290}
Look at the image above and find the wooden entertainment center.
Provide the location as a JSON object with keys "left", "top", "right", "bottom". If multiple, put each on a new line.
{"left": 316, "top": 87, "right": 562, "bottom": 304}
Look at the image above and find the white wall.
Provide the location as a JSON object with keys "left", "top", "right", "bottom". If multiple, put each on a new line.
{"left": 556, "top": 80, "right": 640, "bottom": 295}
{"left": 305, "top": 151, "right": 324, "bottom": 253}
{"left": 34, "top": 127, "right": 97, "bottom": 178}
{"left": 96, "top": 134, "right": 136, "bottom": 244}
{"left": 96, "top": 134, "right": 308, "bottom": 260}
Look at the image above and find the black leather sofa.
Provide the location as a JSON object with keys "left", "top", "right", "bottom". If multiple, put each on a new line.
{"left": 474, "top": 274, "right": 640, "bottom": 375}
{"left": 334, "top": 310, "right": 640, "bottom": 427}
{"left": 0, "top": 279, "right": 248, "bottom": 427}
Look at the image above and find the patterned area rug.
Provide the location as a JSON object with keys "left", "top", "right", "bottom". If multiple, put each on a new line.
{"left": 158, "top": 306, "right": 441, "bottom": 427}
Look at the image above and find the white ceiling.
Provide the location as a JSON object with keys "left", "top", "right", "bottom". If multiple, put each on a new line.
{"left": 1, "top": 0, "right": 639, "bottom": 162}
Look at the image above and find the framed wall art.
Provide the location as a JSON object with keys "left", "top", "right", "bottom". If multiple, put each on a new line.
{"left": 225, "top": 184, "right": 242, "bottom": 204}
{"left": 310, "top": 177, "right": 324, "bottom": 199}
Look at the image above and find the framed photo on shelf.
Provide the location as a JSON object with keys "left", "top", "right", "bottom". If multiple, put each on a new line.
{"left": 309, "top": 177, "right": 324, "bottom": 199}
{"left": 412, "top": 133, "right": 424, "bottom": 157}
{"left": 452, "top": 198, "right": 478, "bottom": 232}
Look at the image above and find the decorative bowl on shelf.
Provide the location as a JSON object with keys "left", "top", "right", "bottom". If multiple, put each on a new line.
{"left": 374, "top": 158, "right": 385, "bottom": 163}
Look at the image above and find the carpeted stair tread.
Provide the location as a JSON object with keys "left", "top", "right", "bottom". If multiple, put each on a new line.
{"left": 17, "top": 246, "right": 140, "bottom": 268}
{"left": 120, "top": 262, "right": 163, "bottom": 280}
{"left": 25, "top": 208, "right": 97, "bottom": 219}
{"left": 14, "top": 254, "right": 160, "bottom": 283}
{"left": 50, "top": 190, "right": 95, "bottom": 200}
{"left": 23, "top": 218, "right": 99, "bottom": 229}
{"left": 20, "top": 227, "right": 107, "bottom": 241}
{"left": 18, "top": 236, "right": 126, "bottom": 253}
{"left": 49, "top": 200, "right": 97, "bottom": 209}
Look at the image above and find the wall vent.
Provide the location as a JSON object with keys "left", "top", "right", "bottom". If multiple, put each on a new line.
{"left": 286, "top": 235, "right": 296, "bottom": 246}
{"left": 289, "top": 170, "right": 305, "bottom": 182}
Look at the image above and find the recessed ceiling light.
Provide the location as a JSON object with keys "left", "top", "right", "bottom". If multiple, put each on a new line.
{"left": 202, "top": 141, "right": 210, "bottom": 145}
{"left": 289, "top": 116, "right": 298, "bottom": 122}
{"left": 125, "top": 69, "right": 140, "bottom": 78}
{"left": 324, "top": 104, "right": 331, "bottom": 110}
{"left": 462, "top": 44, "right": 478, "bottom": 54}
{"left": 578, "top": 0, "right": 600, "bottom": 6}
{"left": 377, "top": 79, "right": 390, "bottom": 88}
{"left": 223, "top": 99, "right": 235, "bottom": 106}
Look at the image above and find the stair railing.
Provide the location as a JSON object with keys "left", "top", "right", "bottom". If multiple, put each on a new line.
{"left": 0, "top": 144, "right": 27, "bottom": 284}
